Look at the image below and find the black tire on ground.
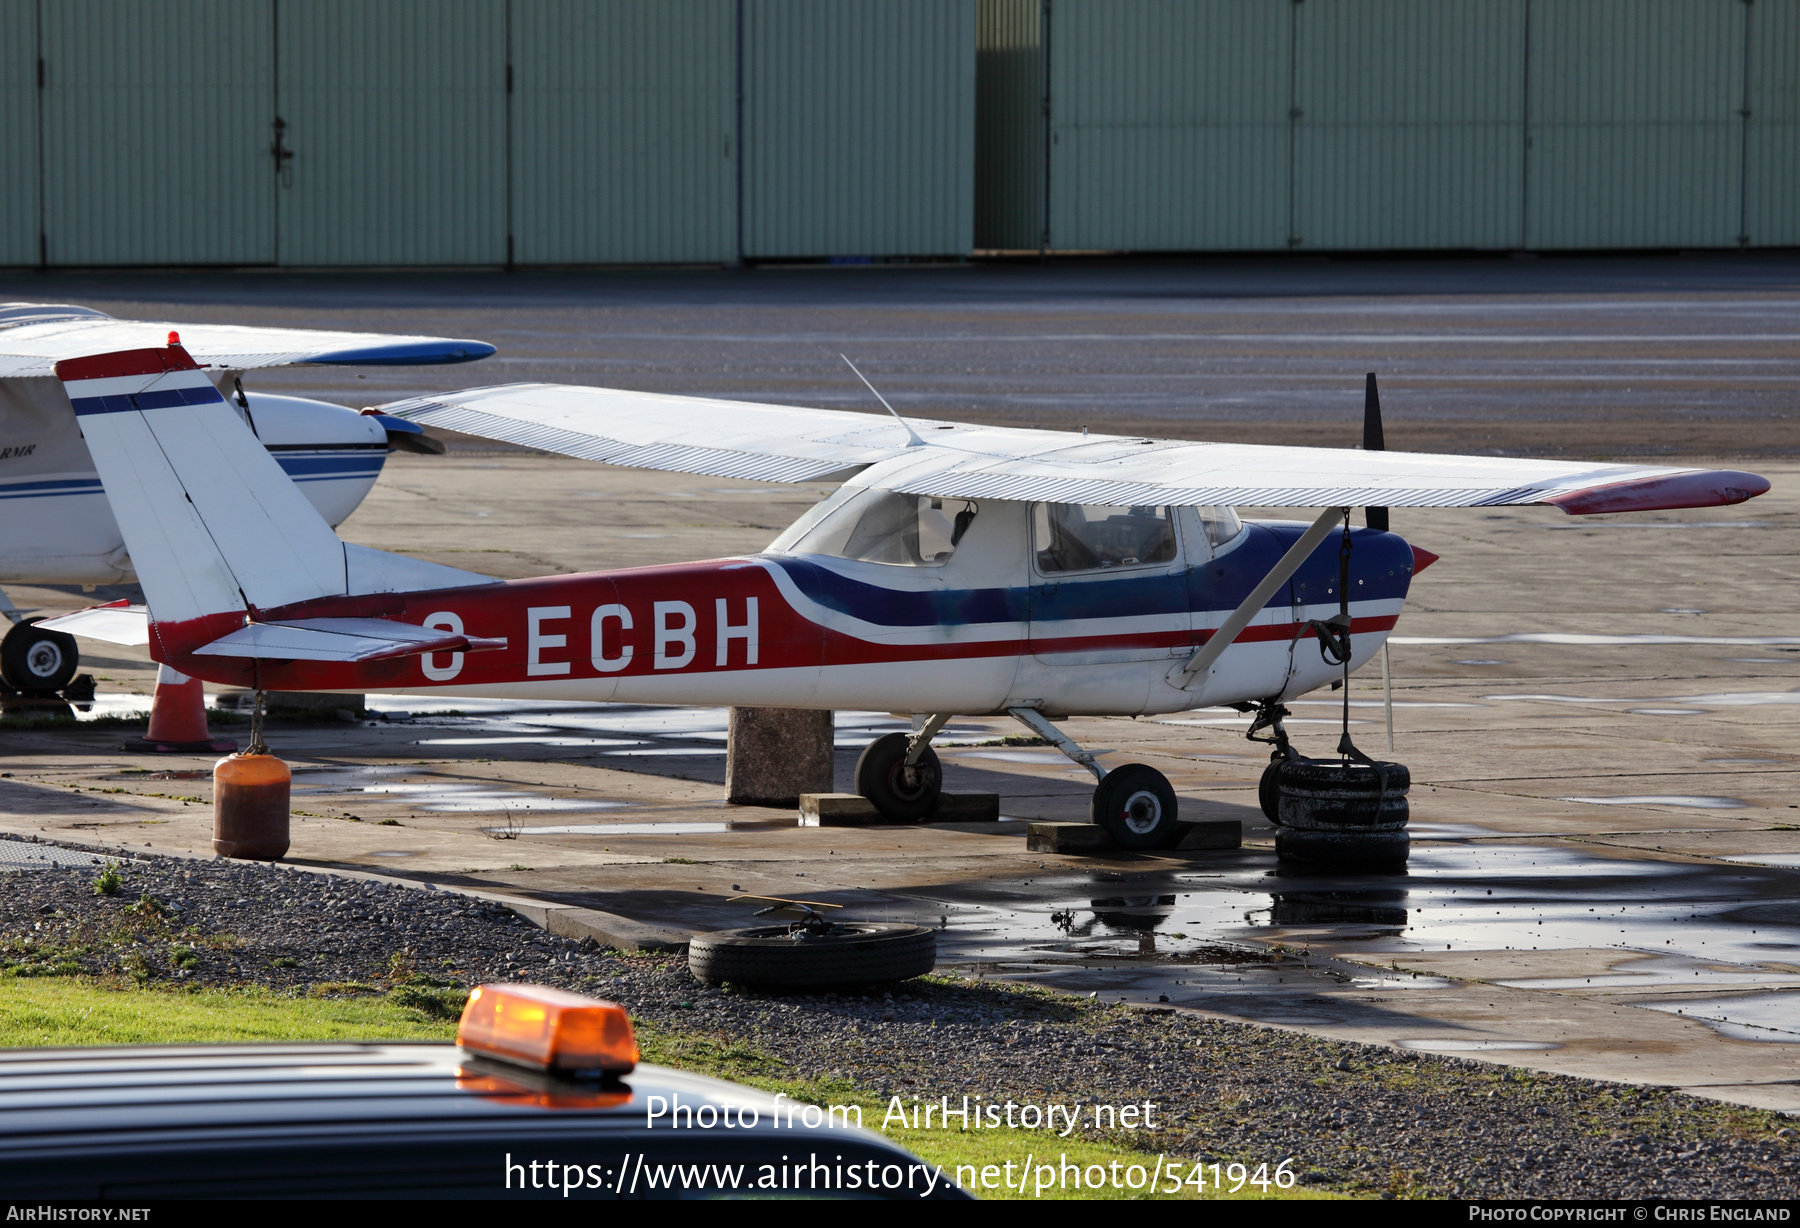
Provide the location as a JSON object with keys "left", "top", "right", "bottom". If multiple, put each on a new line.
{"left": 1275, "top": 827, "right": 1410, "bottom": 868}
{"left": 854, "top": 732, "right": 942, "bottom": 822}
{"left": 687, "top": 922, "right": 936, "bottom": 989}
{"left": 0, "top": 618, "right": 78, "bottom": 694}
{"left": 1090, "top": 763, "right": 1181, "bottom": 850}
{"left": 1259, "top": 759, "right": 1284, "bottom": 824}
{"left": 1274, "top": 759, "right": 1410, "bottom": 831}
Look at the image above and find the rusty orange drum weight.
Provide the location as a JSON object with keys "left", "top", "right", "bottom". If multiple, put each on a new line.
{"left": 213, "top": 691, "right": 289, "bottom": 860}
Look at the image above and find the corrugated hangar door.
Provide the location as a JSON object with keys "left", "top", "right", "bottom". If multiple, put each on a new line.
{"left": 1743, "top": 0, "right": 1800, "bottom": 248}
{"left": 1526, "top": 0, "right": 1745, "bottom": 250}
{"left": 39, "top": 0, "right": 274, "bottom": 266}
{"left": 275, "top": 0, "right": 507, "bottom": 266}
{"left": 511, "top": 0, "right": 736, "bottom": 265}
{"left": 1046, "top": 0, "right": 1291, "bottom": 253}
{"left": 1292, "top": 0, "right": 1527, "bottom": 251}
{"left": 0, "top": 0, "right": 36, "bottom": 266}
{"left": 744, "top": 0, "right": 975, "bottom": 259}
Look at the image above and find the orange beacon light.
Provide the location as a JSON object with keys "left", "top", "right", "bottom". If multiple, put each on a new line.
{"left": 456, "top": 984, "right": 639, "bottom": 1076}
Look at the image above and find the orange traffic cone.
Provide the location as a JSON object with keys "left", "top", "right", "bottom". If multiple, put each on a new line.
{"left": 126, "top": 664, "right": 237, "bottom": 754}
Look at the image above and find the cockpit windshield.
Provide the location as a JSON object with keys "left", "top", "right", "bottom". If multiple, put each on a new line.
{"left": 768, "top": 487, "right": 979, "bottom": 567}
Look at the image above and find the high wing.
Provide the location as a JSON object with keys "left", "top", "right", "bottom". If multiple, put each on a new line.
{"left": 0, "top": 304, "right": 493, "bottom": 378}
{"left": 378, "top": 382, "right": 1769, "bottom": 515}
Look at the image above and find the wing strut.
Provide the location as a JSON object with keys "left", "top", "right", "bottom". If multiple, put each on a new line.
{"left": 1178, "top": 505, "right": 1349, "bottom": 688}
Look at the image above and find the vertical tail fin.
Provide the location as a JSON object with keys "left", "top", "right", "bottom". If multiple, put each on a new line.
{"left": 54, "top": 345, "right": 347, "bottom": 626}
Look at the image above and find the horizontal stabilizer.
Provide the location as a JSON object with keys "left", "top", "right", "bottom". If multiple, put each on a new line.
{"left": 37, "top": 600, "right": 149, "bottom": 646}
{"left": 193, "top": 617, "right": 508, "bottom": 663}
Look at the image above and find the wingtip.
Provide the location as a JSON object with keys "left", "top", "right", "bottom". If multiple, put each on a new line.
{"left": 1546, "top": 469, "right": 1771, "bottom": 516}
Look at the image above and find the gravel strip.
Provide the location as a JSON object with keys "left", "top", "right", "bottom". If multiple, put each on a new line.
{"left": 2, "top": 841, "right": 1795, "bottom": 1200}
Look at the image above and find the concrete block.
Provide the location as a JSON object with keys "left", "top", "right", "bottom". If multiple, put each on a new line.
{"left": 1173, "top": 820, "right": 1241, "bottom": 850}
{"left": 1026, "top": 822, "right": 1113, "bottom": 852}
{"left": 542, "top": 905, "right": 690, "bottom": 953}
{"left": 932, "top": 793, "right": 1000, "bottom": 822}
{"left": 799, "top": 793, "right": 1001, "bottom": 826}
{"left": 726, "top": 707, "right": 834, "bottom": 806}
{"left": 1027, "top": 819, "right": 1241, "bottom": 853}
{"left": 799, "top": 793, "right": 880, "bottom": 825}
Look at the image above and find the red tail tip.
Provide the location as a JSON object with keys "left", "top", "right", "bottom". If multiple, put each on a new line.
{"left": 1411, "top": 545, "right": 1440, "bottom": 574}
{"left": 166, "top": 330, "right": 180, "bottom": 346}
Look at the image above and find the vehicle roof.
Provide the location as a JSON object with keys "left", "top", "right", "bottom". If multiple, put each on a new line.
{"left": 0, "top": 1042, "right": 871, "bottom": 1156}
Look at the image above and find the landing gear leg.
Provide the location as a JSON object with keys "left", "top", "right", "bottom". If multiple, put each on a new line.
{"left": 1244, "top": 698, "right": 1296, "bottom": 824}
{"left": 1009, "top": 707, "right": 1181, "bottom": 850}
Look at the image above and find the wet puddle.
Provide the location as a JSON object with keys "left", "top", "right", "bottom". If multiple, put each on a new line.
{"left": 1640, "top": 993, "right": 1800, "bottom": 1042}
{"left": 483, "top": 821, "right": 740, "bottom": 836}
{"left": 1560, "top": 795, "right": 1749, "bottom": 809}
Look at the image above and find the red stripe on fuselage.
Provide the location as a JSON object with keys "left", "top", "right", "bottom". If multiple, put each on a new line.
{"left": 151, "top": 558, "right": 1400, "bottom": 691}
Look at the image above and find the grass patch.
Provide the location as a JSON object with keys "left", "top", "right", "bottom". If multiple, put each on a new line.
{"left": 0, "top": 979, "right": 457, "bottom": 1047}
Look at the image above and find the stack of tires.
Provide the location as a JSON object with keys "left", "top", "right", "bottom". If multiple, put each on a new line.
{"left": 1270, "top": 758, "right": 1410, "bottom": 869}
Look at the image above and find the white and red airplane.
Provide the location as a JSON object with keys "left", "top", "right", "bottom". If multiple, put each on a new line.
{"left": 0, "top": 303, "right": 490, "bottom": 692}
{"left": 42, "top": 343, "right": 1769, "bottom": 847}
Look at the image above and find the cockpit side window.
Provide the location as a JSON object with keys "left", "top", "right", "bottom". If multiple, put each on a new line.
{"left": 1195, "top": 505, "right": 1243, "bottom": 550}
{"left": 1033, "top": 503, "right": 1178, "bottom": 573}
{"left": 770, "top": 488, "right": 978, "bottom": 567}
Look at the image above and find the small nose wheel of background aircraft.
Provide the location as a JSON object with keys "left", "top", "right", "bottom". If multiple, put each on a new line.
{"left": 1091, "top": 763, "right": 1180, "bottom": 850}
{"left": 0, "top": 617, "right": 79, "bottom": 695}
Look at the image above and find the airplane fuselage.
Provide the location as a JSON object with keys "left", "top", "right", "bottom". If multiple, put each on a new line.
{"left": 150, "top": 507, "right": 1420, "bottom": 717}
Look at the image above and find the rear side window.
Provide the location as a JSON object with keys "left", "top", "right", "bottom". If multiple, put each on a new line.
{"left": 773, "top": 488, "right": 978, "bottom": 567}
{"left": 1033, "top": 503, "right": 1177, "bottom": 573}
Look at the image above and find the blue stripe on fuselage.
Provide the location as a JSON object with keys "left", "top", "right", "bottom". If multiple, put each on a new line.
{"left": 768, "top": 525, "right": 1415, "bottom": 629}
{"left": 272, "top": 452, "right": 385, "bottom": 479}
{"left": 0, "top": 477, "right": 105, "bottom": 499}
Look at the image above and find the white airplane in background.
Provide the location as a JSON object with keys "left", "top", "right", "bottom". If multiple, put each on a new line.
{"left": 0, "top": 303, "right": 492, "bottom": 694}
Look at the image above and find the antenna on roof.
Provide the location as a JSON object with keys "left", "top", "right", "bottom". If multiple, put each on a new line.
{"left": 841, "top": 354, "right": 925, "bottom": 447}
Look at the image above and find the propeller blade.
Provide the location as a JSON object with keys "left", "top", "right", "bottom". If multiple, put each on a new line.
{"left": 1363, "top": 372, "right": 1389, "bottom": 531}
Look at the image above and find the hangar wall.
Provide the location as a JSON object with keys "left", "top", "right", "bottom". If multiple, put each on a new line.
{"left": 0, "top": 0, "right": 1794, "bottom": 266}
{"left": 984, "top": 0, "right": 1798, "bottom": 254}
{"left": 0, "top": 0, "right": 972, "bottom": 267}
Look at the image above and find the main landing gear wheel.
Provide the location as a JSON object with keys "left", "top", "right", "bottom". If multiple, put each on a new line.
{"left": 1091, "top": 764, "right": 1180, "bottom": 850}
{"left": 855, "top": 732, "right": 943, "bottom": 822}
{"left": 688, "top": 922, "right": 936, "bottom": 989}
{"left": 1, "top": 618, "right": 78, "bottom": 694}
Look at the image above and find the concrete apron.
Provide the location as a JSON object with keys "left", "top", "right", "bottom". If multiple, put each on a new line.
{"left": 3, "top": 462, "right": 1799, "bottom": 1114}
{"left": 7, "top": 759, "right": 1798, "bottom": 1115}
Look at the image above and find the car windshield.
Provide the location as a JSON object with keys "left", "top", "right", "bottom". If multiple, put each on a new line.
{"left": 1034, "top": 503, "right": 1177, "bottom": 572}
{"left": 769, "top": 487, "right": 978, "bottom": 567}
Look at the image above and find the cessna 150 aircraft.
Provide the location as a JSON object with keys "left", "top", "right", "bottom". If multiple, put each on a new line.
{"left": 0, "top": 304, "right": 491, "bottom": 693}
{"left": 42, "top": 343, "right": 1769, "bottom": 848}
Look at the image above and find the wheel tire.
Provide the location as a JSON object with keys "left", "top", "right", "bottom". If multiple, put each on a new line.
{"left": 688, "top": 922, "right": 936, "bottom": 989}
{"left": 1, "top": 618, "right": 78, "bottom": 694}
{"left": 1091, "top": 763, "right": 1181, "bottom": 850}
{"left": 1258, "top": 759, "right": 1284, "bottom": 824}
{"left": 1275, "top": 759, "right": 1410, "bottom": 831}
{"left": 1275, "top": 827, "right": 1410, "bottom": 869}
{"left": 854, "top": 732, "right": 942, "bottom": 822}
